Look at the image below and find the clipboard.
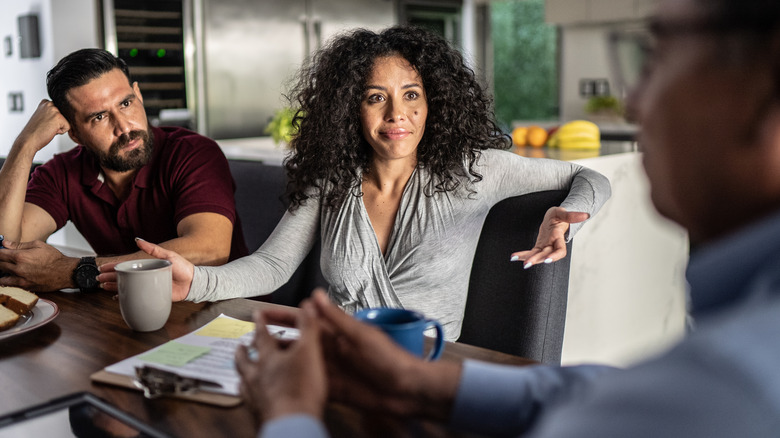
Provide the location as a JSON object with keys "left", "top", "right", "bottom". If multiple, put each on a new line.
{"left": 90, "top": 369, "right": 242, "bottom": 408}
{"left": 89, "top": 314, "right": 298, "bottom": 408}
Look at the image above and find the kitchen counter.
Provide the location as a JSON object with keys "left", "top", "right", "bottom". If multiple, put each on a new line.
{"left": 217, "top": 136, "right": 289, "bottom": 166}
{"left": 561, "top": 152, "right": 687, "bottom": 367}
{"left": 216, "top": 136, "right": 637, "bottom": 165}
{"left": 513, "top": 140, "right": 636, "bottom": 161}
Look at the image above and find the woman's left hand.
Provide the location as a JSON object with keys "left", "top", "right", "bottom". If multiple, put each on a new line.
{"left": 510, "top": 207, "right": 589, "bottom": 269}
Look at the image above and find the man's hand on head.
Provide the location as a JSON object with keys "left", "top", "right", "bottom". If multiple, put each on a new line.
{"left": 14, "top": 100, "right": 70, "bottom": 155}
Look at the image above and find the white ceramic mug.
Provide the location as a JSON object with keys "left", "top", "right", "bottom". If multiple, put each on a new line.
{"left": 115, "top": 259, "right": 172, "bottom": 332}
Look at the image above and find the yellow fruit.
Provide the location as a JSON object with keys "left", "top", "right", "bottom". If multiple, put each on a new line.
{"left": 556, "top": 120, "right": 601, "bottom": 150}
{"left": 547, "top": 130, "right": 559, "bottom": 148}
{"left": 560, "top": 120, "right": 599, "bottom": 137}
{"left": 511, "top": 126, "right": 528, "bottom": 147}
{"left": 527, "top": 126, "right": 548, "bottom": 148}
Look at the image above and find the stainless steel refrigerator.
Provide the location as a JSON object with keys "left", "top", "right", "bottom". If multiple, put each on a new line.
{"left": 199, "top": 0, "right": 396, "bottom": 139}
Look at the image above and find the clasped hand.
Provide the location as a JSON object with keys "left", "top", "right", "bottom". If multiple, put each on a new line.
{"left": 235, "top": 290, "right": 460, "bottom": 426}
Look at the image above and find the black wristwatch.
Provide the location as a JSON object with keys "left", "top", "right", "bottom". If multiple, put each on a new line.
{"left": 73, "top": 256, "right": 100, "bottom": 292}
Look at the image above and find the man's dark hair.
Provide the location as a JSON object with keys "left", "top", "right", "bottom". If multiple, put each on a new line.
{"left": 698, "top": 0, "right": 780, "bottom": 135}
{"left": 46, "top": 48, "right": 132, "bottom": 123}
{"left": 703, "top": 0, "right": 780, "bottom": 31}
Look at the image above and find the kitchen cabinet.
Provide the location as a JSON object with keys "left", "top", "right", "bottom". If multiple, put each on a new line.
{"left": 201, "top": 0, "right": 396, "bottom": 139}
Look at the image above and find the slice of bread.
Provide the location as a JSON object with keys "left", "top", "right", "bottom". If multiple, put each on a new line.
{"left": 0, "top": 287, "right": 39, "bottom": 315}
{"left": 0, "top": 305, "right": 20, "bottom": 331}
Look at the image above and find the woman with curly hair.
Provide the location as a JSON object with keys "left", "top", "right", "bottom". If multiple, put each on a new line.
{"left": 105, "top": 26, "right": 610, "bottom": 340}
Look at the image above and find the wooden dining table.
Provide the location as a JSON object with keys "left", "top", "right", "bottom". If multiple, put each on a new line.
{"left": 0, "top": 290, "right": 537, "bottom": 437}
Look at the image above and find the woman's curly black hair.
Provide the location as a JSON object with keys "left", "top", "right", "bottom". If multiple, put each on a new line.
{"left": 284, "top": 25, "right": 510, "bottom": 210}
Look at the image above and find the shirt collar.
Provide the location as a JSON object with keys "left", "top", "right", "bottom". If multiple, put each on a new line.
{"left": 687, "top": 208, "right": 780, "bottom": 315}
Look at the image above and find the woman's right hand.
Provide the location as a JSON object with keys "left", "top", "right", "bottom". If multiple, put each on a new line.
{"left": 98, "top": 238, "right": 194, "bottom": 301}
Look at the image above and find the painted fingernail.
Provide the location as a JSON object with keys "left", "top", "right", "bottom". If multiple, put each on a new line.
{"left": 524, "top": 262, "right": 533, "bottom": 270}
{"left": 510, "top": 255, "right": 520, "bottom": 262}
{"left": 544, "top": 258, "right": 553, "bottom": 264}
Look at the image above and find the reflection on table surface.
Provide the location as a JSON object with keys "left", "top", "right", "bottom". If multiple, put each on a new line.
{"left": 0, "top": 290, "right": 536, "bottom": 437}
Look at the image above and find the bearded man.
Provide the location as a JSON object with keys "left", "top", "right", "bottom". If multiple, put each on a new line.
{"left": 0, "top": 49, "right": 247, "bottom": 292}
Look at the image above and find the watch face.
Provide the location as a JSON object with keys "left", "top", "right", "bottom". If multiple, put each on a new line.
{"left": 76, "top": 264, "right": 100, "bottom": 289}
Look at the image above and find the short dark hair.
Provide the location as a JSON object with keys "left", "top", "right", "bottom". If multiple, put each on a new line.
{"left": 702, "top": 0, "right": 780, "bottom": 31}
{"left": 46, "top": 48, "right": 132, "bottom": 123}
{"left": 694, "top": 0, "right": 780, "bottom": 133}
{"left": 285, "top": 26, "right": 509, "bottom": 210}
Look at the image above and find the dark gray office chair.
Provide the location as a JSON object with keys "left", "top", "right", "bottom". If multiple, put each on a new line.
{"left": 458, "top": 190, "right": 572, "bottom": 365}
{"left": 228, "top": 159, "right": 326, "bottom": 306}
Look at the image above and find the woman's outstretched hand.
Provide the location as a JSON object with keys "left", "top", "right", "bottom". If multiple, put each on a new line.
{"left": 510, "top": 207, "right": 589, "bottom": 269}
{"left": 97, "top": 238, "right": 195, "bottom": 301}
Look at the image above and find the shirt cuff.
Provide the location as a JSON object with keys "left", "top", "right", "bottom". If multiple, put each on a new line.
{"left": 449, "top": 360, "right": 615, "bottom": 436}
{"left": 449, "top": 360, "right": 538, "bottom": 436}
{"left": 186, "top": 266, "right": 207, "bottom": 302}
{"left": 258, "top": 414, "right": 328, "bottom": 438}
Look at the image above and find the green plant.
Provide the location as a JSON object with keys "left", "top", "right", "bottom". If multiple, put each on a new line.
{"left": 585, "top": 96, "right": 623, "bottom": 115}
{"left": 264, "top": 107, "right": 298, "bottom": 145}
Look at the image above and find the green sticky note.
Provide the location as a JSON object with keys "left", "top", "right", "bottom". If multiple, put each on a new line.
{"left": 139, "top": 341, "right": 211, "bottom": 367}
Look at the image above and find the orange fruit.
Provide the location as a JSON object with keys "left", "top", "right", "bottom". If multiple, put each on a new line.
{"left": 527, "top": 126, "right": 548, "bottom": 148}
{"left": 511, "top": 126, "right": 528, "bottom": 147}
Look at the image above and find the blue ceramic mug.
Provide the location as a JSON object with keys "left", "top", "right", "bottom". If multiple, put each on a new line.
{"left": 354, "top": 308, "right": 444, "bottom": 360}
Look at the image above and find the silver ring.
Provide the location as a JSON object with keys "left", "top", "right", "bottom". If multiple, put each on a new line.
{"left": 247, "top": 346, "right": 259, "bottom": 362}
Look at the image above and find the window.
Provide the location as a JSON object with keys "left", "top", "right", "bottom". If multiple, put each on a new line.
{"left": 491, "top": 0, "right": 558, "bottom": 129}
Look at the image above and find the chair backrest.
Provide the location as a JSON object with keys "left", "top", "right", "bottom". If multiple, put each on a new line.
{"left": 458, "top": 190, "right": 572, "bottom": 365}
{"left": 228, "top": 159, "right": 326, "bottom": 306}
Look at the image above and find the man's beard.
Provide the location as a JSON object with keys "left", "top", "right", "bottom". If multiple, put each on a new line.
{"left": 98, "top": 128, "right": 154, "bottom": 172}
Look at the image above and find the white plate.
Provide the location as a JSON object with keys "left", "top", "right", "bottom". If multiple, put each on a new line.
{"left": 0, "top": 298, "right": 59, "bottom": 340}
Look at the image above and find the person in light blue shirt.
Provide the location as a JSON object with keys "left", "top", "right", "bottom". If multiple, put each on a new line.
{"left": 234, "top": 0, "right": 780, "bottom": 436}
